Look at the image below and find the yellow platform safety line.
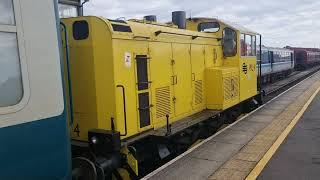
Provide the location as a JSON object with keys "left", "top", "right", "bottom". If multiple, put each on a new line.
{"left": 246, "top": 85, "right": 320, "bottom": 180}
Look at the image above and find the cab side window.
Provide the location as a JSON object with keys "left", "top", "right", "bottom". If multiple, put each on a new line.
{"left": 241, "top": 33, "right": 256, "bottom": 57}
{"left": 223, "top": 28, "right": 237, "bottom": 57}
{"left": 245, "top": 35, "right": 253, "bottom": 56}
{"left": 241, "top": 34, "right": 246, "bottom": 56}
{"left": 198, "top": 22, "right": 220, "bottom": 33}
{"left": 0, "top": 0, "right": 23, "bottom": 107}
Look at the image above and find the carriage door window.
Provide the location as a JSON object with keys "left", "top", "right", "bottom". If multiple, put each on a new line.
{"left": 0, "top": 0, "right": 23, "bottom": 107}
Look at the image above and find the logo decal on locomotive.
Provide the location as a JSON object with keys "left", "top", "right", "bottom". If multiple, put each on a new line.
{"left": 242, "top": 63, "right": 248, "bottom": 74}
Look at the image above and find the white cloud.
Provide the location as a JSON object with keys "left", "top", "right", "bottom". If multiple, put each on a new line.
{"left": 84, "top": 0, "right": 320, "bottom": 48}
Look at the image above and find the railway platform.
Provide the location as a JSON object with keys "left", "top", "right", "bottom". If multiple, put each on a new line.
{"left": 143, "top": 71, "right": 320, "bottom": 180}
{"left": 257, "top": 88, "right": 320, "bottom": 179}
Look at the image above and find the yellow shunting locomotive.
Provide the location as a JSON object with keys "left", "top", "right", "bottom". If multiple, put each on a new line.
{"left": 61, "top": 11, "right": 260, "bottom": 179}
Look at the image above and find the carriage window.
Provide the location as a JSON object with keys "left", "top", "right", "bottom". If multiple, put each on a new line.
{"left": 198, "top": 22, "right": 220, "bottom": 33}
{"left": 0, "top": 0, "right": 15, "bottom": 25}
{"left": 58, "top": 4, "right": 78, "bottom": 18}
{"left": 273, "top": 52, "right": 280, "bottom": 62}
{"left": 0, "top": 1, "right": 23, "bottom": 107}
{"left": 0, "top": 33, "right": 23, "bottom": 107}
{"left": 261, "top": 50, "right": 269, "bottom": 63}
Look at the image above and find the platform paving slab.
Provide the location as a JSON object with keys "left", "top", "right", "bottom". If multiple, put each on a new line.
{"left": 149, "top": 156, "right": 221, "bottom": 180}
{"left": 230, "top": 121, "right": 267, "bottom": 134}
{"left": 212, "top": 129, "right": 254, "bottom": 145}
{"left": 246, "top": 114, "right": 276, "bottom": 123}
{"left": 190, "top": 141, "right": 243, "bottom": 162}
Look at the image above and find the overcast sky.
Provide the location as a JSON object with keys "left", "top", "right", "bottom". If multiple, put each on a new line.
{"left": 85, "top": 0, "right": 320, "bottom": 48}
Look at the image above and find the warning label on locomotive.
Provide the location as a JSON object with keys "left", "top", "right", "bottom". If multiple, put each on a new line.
{"left": 124, "top": 52, "right": 131, "bottom": 68}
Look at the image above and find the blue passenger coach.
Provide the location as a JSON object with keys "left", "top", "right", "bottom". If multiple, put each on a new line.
{"left": 258, "top": 46, "right": 294, "bottom": 83}
{"left": 0, "top": 0, "right": 71, "bottom": 179}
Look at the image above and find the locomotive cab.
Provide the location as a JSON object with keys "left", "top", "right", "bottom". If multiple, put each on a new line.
{"left": 186, "top": 18, "right": 259, "bottom": 107}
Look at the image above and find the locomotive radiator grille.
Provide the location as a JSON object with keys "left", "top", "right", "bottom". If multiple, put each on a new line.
{"left": 224, "top": 77, "right": 232, "bottom": 101}
{"left": 224, "top": 76, "right": 239, "bottom": 101}
{"left": 155, "top": 86, "right": 171, "bottom": 118}
{"left": 233, "top": 77, "right": 239, "bottom": 98}
{"left": 194, "top": 80, "right": 203, "bottom": 105}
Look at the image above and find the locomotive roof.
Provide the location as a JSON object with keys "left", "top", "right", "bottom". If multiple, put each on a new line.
{"left": 93, "top": 16, "right": 221, "bottom": 44}
{"left": 189, "top": 17, "right": 259, "bottom": 35}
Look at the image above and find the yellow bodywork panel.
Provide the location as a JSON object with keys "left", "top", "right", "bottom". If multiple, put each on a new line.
{"left": 190, "top": 44, "right": 206, "bottom": 111}
{"left": 113, "top": 39, "right": 150, "bottom": 136}
{"left": 149, "top": 42, "right": 175, "bottom": 129}
{"left": 239, "top": 57, "right": 258, "bottom": 101}
{"left": 62, "top": 17, "right": 116, "bottom": 141}
{"left": 171, "top": 43, "right": 193, "bottom": 119}
{"left": 205, "top": 67, "right": 240, "bottom": 110}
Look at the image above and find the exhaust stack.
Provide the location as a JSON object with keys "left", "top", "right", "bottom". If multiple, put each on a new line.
{"left": 172, "top": 11, "right": 186, "bottom": 29}
{"left": 144, "top": 15, "right": 157, "bottom": 22}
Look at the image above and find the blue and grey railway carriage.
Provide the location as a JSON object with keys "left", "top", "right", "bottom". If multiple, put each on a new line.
{"left": 0, "top": 0, "right": 71, "bottom": 179}
{"left": 257, "top": 46, "right": 294, "bottom": 83}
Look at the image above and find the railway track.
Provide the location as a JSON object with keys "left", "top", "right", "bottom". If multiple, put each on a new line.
{"left": 263, "top": 66, "right": 320, "bottom": 101}
{"left": 142, "top": 66, "right": 320, "bottom": 179}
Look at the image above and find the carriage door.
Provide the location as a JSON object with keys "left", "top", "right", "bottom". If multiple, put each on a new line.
{"left": 270, "top": 51, "right": 274, "bottom": 71}
{"left": 190, "top": 44, "right": 206, "bottom": 111}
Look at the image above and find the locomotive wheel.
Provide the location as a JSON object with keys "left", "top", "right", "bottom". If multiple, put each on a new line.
{"left": 72, "top": 157, "right": 97, "bottom": 180}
